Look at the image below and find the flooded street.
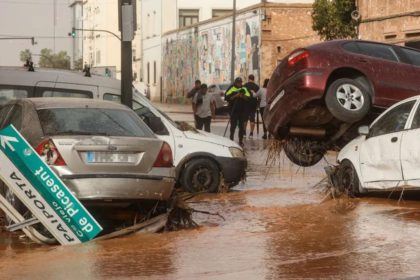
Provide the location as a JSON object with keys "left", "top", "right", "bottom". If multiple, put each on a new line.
{"left": 2, "top": 114, "right": 420, "bottom": 279}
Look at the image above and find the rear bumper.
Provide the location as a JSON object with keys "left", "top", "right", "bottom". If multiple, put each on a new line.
{"left": 264, "top": 70, "right": 325, "bottom": 137}
{"left": 216, "top": 156, "right": 247, "bottom": 186}
{"left": 59, "top": 174, "right": 175, "bottom": 201}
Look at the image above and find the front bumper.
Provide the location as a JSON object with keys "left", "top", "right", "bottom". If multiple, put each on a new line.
{"left": 60, "top": 174, "right": 175, "bottom": 201}
{"left": 216, "top": 156, "right": 247, "bottom": 186}
{"left": 264, "top": 70, "right": 325, "bottom": 137}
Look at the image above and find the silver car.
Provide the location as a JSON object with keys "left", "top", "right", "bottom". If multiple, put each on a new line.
{"left": 208, "top": 83, "right": 230, "bottom": 114}
{"left": 0, "top": 98, "right": 175, "bottom": 205}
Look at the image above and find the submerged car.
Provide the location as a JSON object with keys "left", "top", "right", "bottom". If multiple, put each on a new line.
{"left": 0, "top": 98, "right": 175, "bottom": 218}
{"left": 264, "top": 39, "right": 420, "bottom": 167}
{"left": 335, "top": 95, "right": 420, "bottom": 195}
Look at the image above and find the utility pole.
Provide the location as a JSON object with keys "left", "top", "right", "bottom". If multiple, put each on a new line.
{"left": 119, "top": 0, "right": 136, "bottom": 109}
{"left": 230, "top": 0, "right": 237, "bottom": 84}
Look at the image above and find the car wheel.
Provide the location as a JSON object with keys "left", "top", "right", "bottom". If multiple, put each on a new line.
{"left": 181, "top": 158, "right": 220, "bottom": 193}
{"left": 337, "top": 160, "right": 360, "bottom": 197}
{"left": 325, "top": 78, "right": 371, "bottom": 123}
{"left": 0, "top": 181, "right": 27, "bottom": 226}
{"left": 283, "top": 138, "right": 327, "bottom": 167}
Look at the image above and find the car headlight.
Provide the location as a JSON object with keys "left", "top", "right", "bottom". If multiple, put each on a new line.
{"left": 229, "top": 147, "right": 245, "bottom": 158}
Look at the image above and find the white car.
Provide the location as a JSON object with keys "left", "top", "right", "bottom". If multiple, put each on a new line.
{"left": 337, "top": 95, "right": 420, "bottom": 195}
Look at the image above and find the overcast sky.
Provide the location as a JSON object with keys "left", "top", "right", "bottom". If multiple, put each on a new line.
{"left": 0, "top": 0, "right": 73, "bottom": 66}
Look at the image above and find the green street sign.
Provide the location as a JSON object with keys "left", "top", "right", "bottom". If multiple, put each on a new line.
{"left": 0, "top": 125, "right": 102, "bottom": 245}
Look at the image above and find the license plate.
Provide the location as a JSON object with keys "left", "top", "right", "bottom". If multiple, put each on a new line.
{"left": 85, "top": 152, "right": 139, "bottom": 164}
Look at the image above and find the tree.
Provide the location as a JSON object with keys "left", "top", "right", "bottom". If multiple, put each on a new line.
{"left": 38, "top": 48, "right": 71, "bottom": 69}
{"left": 73, "top": 58, "right": 83, "bottom": 71}
{"left": 19, "top": 49, "right": 32, "bottom": 63}
{"left": 312, "top": 0, "right": 358, "bottom": 41}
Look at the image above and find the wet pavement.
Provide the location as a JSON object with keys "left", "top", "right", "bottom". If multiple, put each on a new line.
{"left": 2, "top": 111, "right": 420, "bottom": 279}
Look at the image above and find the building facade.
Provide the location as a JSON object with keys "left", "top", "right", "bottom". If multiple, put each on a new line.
{"left": 81, "top": 0, "right": 142, "bottom": 80}
{"left": 357, "top": 0, "right": 420, "bottom": 49}
{"left": 161, "top": 2, "right": 319, "bottom": 103}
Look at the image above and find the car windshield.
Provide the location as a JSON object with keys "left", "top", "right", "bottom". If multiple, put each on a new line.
{"left": 37, "top": 108, "right": 152, "bottom": 137}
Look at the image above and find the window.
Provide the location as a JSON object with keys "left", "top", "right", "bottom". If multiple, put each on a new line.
{"left": 369, "top": 100, "right": 416, "bottom": 137}
{"left": 103, "top": 93, "right": 143, "bottom": 110}
{"left": 37, "top": 108, "right": 151, "bottom": 137}
{"left": 147, "top": 62, "right": 150, "bottom": 85}
{"left": 0, "top": 105, "right": 14, "bottom": 128}
{"left": 0, "top": 87, "right": 28, "bottom": 106}
{"left": 410, "top": 102, "right": 420, "bottom": 129}
{"left": 3, "top": 105, "right": 23, "bottom": 130}
{"left": 179, "top": 9, "right": 199, "bottom": 28}
{"left": 355, "top": 42, "right": 399, "bottom": 62}
{"left": 103, "top": 93, "right": 168, "bottom": 135}
{"left": 41, "top": 88, "right": 92, "bottom": 98}
{"left": 96, "top": 50, "right": 101, "bottom": 64}
{"left": 153, "top": 61, "right": 156, "bottom": 85}
{"left": 400, "top": 47, "right": 420, "bottom": 67}
{"left": 212, "top": 9, "right": 232, "bottom": 18}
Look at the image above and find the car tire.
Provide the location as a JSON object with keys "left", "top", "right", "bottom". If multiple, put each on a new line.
{"left": 325, "top": 78, "right": 371, "bottom": 123}
{"left": 180, "top": 158, "right": 220, "bottom": 193}
{"left": 283, "top": 138, "right": 326, "bottom": 167}
{"left": 337, "top": 160, "right": 360, "bottom": 197}
{"left": 0, "top": 181, "right": 27, "bottom": 226}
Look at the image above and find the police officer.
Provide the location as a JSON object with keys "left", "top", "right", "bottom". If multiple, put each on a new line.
{"left": 225, "top": 77, "right": 251, "bottom": 147}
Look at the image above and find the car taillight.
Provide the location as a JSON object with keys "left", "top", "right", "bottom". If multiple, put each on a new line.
{"left": 288, "top": 50, "right": 310, "bottom": 66}
{"left": 35, "top": 139, "right": 66, "bottom": 166}
{"left": 153, "top": 142, "right": 173, "bottom": 168}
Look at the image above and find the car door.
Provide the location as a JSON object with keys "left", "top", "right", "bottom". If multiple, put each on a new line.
{"left": 400, "top": 99, "right": 420, "bottom": 186}
{"left": 355, "top": 42, "right": 416, "bottom": 107}
{"left": 359, "top": 99, "right": 416, "bottom": 188}
{"left": 398, "top": 47, "right": 420, "bottom": 95}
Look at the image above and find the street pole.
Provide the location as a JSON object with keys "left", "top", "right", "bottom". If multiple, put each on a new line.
{"left": 119, "top": 0, "right": 135, "bottom": 109}
{"left": 230, "top": 0, "right": 237, "bottom": 84}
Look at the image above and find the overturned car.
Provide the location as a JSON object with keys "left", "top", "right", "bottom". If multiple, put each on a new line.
{"left": 264, "top": 39, "right": 420, "bottom": 166}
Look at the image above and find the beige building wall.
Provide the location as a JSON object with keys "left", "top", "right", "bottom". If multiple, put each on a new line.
{"left": 357, "top": 0, "right": 420, "bottom": 46}
{"left": 260, "top": 3, "right": 319, "bottom": 81}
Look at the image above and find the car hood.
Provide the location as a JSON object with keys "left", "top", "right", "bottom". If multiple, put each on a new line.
{"left": 337, "top": 135, "right": 366, "bottom": 162}
{"left": 183, "top": 130, "right": 241, "bottom": 148}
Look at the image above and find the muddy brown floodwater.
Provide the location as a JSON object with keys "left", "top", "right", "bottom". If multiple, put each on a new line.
{"left": 2, "top": 118, "right": 420, "bottom": 279}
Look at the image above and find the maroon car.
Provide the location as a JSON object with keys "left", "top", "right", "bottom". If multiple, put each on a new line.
{"left": 264, "top": 39, "right": 420, "bottom": 166}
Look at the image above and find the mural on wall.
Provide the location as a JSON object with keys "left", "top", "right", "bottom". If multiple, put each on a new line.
{"left": 162, "top": 13, "right": 261, "bottom": 99}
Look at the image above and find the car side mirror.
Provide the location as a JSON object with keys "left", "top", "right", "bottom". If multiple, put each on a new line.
{"left": 358, "top": 125, "right": 369, "bottom": 136}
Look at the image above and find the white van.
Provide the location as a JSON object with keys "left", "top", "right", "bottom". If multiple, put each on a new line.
{"left": 0, "top": 67, "right": 247, "bottom": 192}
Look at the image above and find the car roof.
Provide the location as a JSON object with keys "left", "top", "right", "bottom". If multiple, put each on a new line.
{"left": 0, "top": 66, "right": 120, "bottom": 89}
{"left": 17, "top": 98, "right": 131, "bottom": 110}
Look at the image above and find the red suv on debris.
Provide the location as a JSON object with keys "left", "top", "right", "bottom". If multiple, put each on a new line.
{"left": 264, "top": 39, "right": 420, "bottom": 166}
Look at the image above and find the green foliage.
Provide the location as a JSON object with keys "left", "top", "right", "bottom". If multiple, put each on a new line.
{"left": 19, "top": 49, "right": 32, "bottom": 62}
{"left": 38, "top": 48, "right": 71, "bottom": 69}
{"left": 73, "top": 58, "right": 83, "bottom": 71}
{"left": 312, "top": 0, "right": 358, "bottom": 40}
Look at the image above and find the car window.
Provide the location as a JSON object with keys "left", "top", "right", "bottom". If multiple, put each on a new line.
{"left": 37, "top": 108, "right": 152, "bottom": 137}
{"left": 103, "top": 93, "right": 143, "bottom": 110}
{"left": 410, "top": 103, "right": 420, "bottom": 129}
{"left": 369, "top": 100, "right": 416, "bottom": 137}
{"left": 399, "top": 47, "right": 420, "bottom": 67}
{"left": 219, "top": 84, "right": 230, "bottom": 91}
{"left": 41, "top": 88, "right": 92, "bottom": 98}
{"left": 355, "top": 42, "right": 399, "bottom": 62}
{"left": 0, "top": 105, "right": 14, "bottom": 128}
{"left": 3, "top": 105, "right": 23, "bottom": 130}
{"left": 0, "top": 87, "right": 29, "bottom": 106}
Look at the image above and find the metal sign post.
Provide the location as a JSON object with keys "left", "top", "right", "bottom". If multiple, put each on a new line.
{"left": 0, "top": 125, "right": 102, "bottom": 245}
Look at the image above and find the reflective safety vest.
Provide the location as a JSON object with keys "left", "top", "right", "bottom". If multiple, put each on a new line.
{"left": 225, "top": 86, "right": 251, "bottom": 99}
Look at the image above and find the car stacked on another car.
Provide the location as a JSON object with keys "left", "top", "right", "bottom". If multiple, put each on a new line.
{"left": 264, "top": 39, "right": 420, "bottom": 167}
{"left": 0, "top": 98, "right": 175, "bottom": 229}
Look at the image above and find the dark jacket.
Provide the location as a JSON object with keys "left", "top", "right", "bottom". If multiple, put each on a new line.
{"left": 225, "top": 85, "right": 251, "bottom": 117}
